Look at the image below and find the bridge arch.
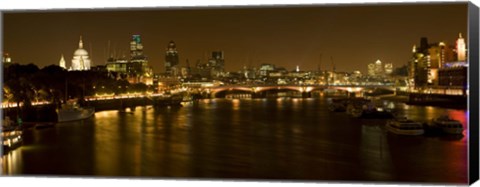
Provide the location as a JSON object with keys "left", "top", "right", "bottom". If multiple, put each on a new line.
{"left": 210, "top": 86, "right": 254, "bottom": 98}
{"left": 206, "top": 85, "right": 394, "bottom": 98}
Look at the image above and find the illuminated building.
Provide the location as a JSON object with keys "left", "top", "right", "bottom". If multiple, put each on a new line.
{"left": 367, "top": 63, "right": 375, "bottom": 77}
{"left": 59, "top": 54, "right": 66, "bottom": 69}
{"left": 106, "top": 57, "right": 129, "bottom": 73}
{"left": 259, "top": 64, "right": 275, "bottom": 77}
{"left": 208, "top": 51, "right": 225, "bottom": 77}
{"left": 2, "top": 52, "right": 12, "bottom": 63}
{"left": 129, "top": 35, "right": 152, "bottom": 77}
{"left": 437, "top": 66, "right": 467, "bottom": 95}
{"left": 127, "top": 35, "right": 152, "bottom": 77}
{"left": 437, "top": 42, "right": 455, "bottom": 68}
{"left": 210, "top": 51, "right": 225, "bottom": 69}
{"left": 374, "top": 60, "right": 383, "bottom": 77}
{"left": 367, "top": 60, "right": 385, "bottom": 78}
{"left": 409, "top": 34, "right": 465, "bottom": 89}
{"left": 409, "top": 39, "right": 429, "bottom": 88}
{"left": 384, "top": 63, "right": 393, "bottom": 75}
{"left": 70, "top": 36, "right": 91, "bottom": 71}
{"left": 130, "top": 35, "right": 144, "bottom": 58}
{"left": 105, "top": 35, "right": 153, "bottom": 84}
{"left": 243, "top": 65, "right": 256, "bottom": 80}
{"left": 456, "top": 33, "right": 466, "bottom": 62}
{"left": 165, "top": 41, "right": 179, "bottom": 76}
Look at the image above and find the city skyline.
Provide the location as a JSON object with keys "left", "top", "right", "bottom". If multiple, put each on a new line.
{"left": 3, "top": 3, "right": 467, "bottom": 73}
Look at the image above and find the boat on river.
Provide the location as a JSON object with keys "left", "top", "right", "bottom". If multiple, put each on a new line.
{"left": 346, "top": 98, "right": 394, "bottom": 118}
{"left": 386, "top": 117, "right": 424, "bottom": 136}
{"left": 57, "top": 100, "right": 95, "bottom": 122}
{"left": 430, "top": 115, "right": 464, "bottom": 135}
{"left": 2, "top": 117, "right": 23, "bottom": 153}
{"left": 328, "top": 98, "right": 349, "bottom": 112}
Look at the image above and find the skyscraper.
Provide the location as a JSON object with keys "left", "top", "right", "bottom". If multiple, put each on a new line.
{"left": 384, "top": 63, "right": 393, "bottom": 75}
{"left": 165, "top": 41, "right": 179, "bottom": 76}
{"left": 130, "top": 35, "right": 144, "bottom": 58}
{"left": 129, "top": 35, "right": 151, "bottom": 77}
{"left": 374, "top": 60, "right": 384, "bottom": 77}
{"left": 367, "top": 63, "right": 375, "bottom": 77}
{"left": 209, "top": 51, "right": 225, "bottom": 76}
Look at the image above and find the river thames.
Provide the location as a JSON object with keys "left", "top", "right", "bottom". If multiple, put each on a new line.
{"left": 1, "top": 97, "right": 468, "bottom": 184}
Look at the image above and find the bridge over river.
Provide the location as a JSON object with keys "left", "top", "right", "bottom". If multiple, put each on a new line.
{"left": 201, "top": 84, "right": 397, "bottom": 98}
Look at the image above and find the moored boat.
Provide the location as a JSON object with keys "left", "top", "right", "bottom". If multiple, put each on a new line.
{"left": 35, "top": 122, "right": 56, "bottom": 129}
{"left": 431, "top": 115, "right": 464, "bottom": 135}
{"left": 386, "top": 117, "right": 424, "bottom": 135}
{"left": 2, "top": 117, "right": 23, "bottom": 153}
{"left": 328, "top": 98, "right": 349, "bottom": 112}
{"left": 57, "top": 100, "right": 95, "bottom": 122}
{"left": 346, "top": 98, "right": 394, "bottom": 118}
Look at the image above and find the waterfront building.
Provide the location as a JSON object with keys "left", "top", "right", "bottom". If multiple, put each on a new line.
{"left": 410, "top": 45, "right": 429, "bottom": 88}
{"left": 456, "top": 33, "right": 466, "bottom": 62}
{"left": 438, "top": 66, "right": 467, "bottom": 87}
{"left": 430, "top": 42, "right": 456, "bottom": 69}
{"left": 410, "top": 37, "right": 437, "bottom": 87}
{"left": 165, "top": 41, "right": 179, "bottom": 76}
{"left": 70, "top": 36, "right": 91, "bottom": 71}
{"left": 59, "top": 54, "right": 66, "bottom": 69}
{"left": 409, "top": 34, "right": 466, "bottom": 89}
{"left": 155, "top": 74, "right": 180, "bottom": 90}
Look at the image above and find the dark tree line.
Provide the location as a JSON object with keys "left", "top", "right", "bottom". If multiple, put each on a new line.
{"left": 3, "top": 64, "right": 150, "bottom": 109}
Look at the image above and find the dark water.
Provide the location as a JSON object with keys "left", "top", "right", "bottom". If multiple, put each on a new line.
{"left": 1, "top": 98, "right": 468, "bottom": 184}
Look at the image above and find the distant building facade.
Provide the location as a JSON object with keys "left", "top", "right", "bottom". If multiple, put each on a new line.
{"left": 367, "top": 60, "right": 391, "bottom": 78}
{"left": 384, "top": 63, "right": 393, "bottom": 75}
{"left": 70, "top": 36, "right": 91, "bottom": 71}
{"left": 208, "top": 51, "right": 225, "bottom": 77}
{"left": 105, "top": 35, "right": 153, "bottom": 84}
{"left": 165, "top": 41, "right": 179, "bottom": 76}
{"left": 2, "top": 52, "right": 12, "bottom": 63}
{"left": 456, "top": 33, "right": 466, "bottom": 62}
{"left": 409, "top": 33, "right": 468, "bottom": 94}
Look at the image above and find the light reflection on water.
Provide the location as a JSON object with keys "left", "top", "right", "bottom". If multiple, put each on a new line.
{"left": 1, "top": 98, "right": 468, "bottom": 184}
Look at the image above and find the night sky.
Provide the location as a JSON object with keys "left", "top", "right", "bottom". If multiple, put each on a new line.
{"left": 2, "top": 3, "right": 467, "bottom": 73}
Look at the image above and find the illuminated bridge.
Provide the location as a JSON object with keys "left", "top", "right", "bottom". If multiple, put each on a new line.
{"left": 203, "top": 84, "right": 397, "bottom": 98}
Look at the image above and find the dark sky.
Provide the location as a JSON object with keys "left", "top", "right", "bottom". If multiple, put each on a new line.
{"left": 2, "top": 3, "right": 468, "bottom": 73}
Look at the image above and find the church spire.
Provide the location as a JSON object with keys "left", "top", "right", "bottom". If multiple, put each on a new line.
{"left": 59, "top": 54, "right": 66, "bottom": 69}
{"left": 79, "top": 35, "right": 84, "bottom": 49}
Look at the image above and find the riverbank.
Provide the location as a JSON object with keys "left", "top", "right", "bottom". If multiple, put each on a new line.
{"left": 378, "top": 94, "right": 467, "bottom": 109}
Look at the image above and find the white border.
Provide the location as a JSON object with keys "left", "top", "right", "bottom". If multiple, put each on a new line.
{"left": 1, "top": 0, "right": 478, "bottom": 187}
